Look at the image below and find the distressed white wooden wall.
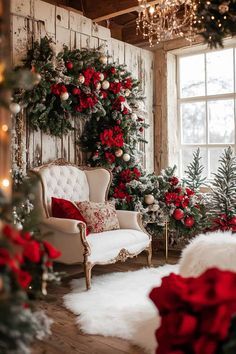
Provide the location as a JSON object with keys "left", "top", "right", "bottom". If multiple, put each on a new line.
{"left": 11, "top": 0, "right": 154, "bottom": 172}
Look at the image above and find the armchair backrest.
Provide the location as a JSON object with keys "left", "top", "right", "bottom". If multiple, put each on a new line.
{"left": 31, "top": 159, "right": 112, "bottom": 218}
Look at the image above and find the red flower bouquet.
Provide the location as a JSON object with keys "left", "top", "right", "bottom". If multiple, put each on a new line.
{"left": 150, "top": 268, "right": 236, "bottom": 354}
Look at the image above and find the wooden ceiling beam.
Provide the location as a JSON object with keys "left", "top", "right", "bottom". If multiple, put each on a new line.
{"left": 82, "top": 0, "right": 159, "bottom": 22}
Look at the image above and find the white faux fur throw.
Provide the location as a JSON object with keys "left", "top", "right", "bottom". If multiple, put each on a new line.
{"left": 63, "top": 265, "right": 178, "bottom": 354}
{"left": 179, "top": 231, "right": 236, "bottom": 277}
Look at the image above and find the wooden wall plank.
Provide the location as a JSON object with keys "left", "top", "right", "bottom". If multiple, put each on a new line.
{"left": 34, "top": 0, "right": 55, "bottom": 34}
{"left": 11, "top": 0, "right": 32, "bottom": 17}
{"left": 56, "top": 6, "right": 69, "bottom": 29}
{"left": 92, "top": 23, "right": 110, "bottom": 40}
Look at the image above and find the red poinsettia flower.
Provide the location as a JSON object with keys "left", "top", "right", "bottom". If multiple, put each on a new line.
{"left": 72, "top": 87, "right": 81, "bottom": 95}
{"left": 16, "top": 268, "right": 32, "bottom": 289}
{"left": 2, "top": 225, "right": 26, "bottom": 246}
{"left": 43, "top": 241, "right": 61, "bottom": 259}
{"left": 165, "top": 192, "right": 178, "bottom": 205}
{"left": 186, "top": 187, "right": 195, "bottom": 197}
{"left": 100, "top": 126, "right": 124, "bottom": 148}
{"left": 92, "top": 71, "right": 101, "bottom": 85}
{"left": 112, "top": 95, "right": 126, "bottom": 111}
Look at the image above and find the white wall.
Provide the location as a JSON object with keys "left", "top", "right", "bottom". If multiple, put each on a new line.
{"left": 11, "top": 0, "right": 154, "bottom": 172}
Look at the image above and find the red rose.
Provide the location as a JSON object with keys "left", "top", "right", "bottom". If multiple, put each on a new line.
{"left": 109, "top": 82, "right": 122, "bottom": 94}
{"left": 92, "top": 71, "right": 101, "bottom": 84}
{"left": 110, "top": 67, "right": 116, "bottom": 74}
{"left": 184, "top": 216, "right": 195, "bottom": 227}
{"left": 186, "top": 187, "right": 195, "bottom": 196}
{"left": 23, "top": 240, "right": 41, "bottom": 263}
{"left": 150, "top": 269, "right": 236, "bottom": 354}
{"left": 139, "top": 127, "right": 144, "bottom": 133}
{"left": 137, "top": 117, "right": 144, "bottom": 122}
{"left": 170, "top": 176, "right": 179, "bottom": 186}
{"left": 16, "top": 269, "right": 32, "bottom": 289}
{"left": 181, "top": 197, "right": 189, "bottom": 208}
{"left": 66, "top": 61, "right": 73, "bottom": 70}
{"left": 43, "top": 241, "right": 61, "bottom": 259}
{"left": 123, "top": 77, "right": 132, "bottom": 89}
{"left": 51, "top": 84, "right": 67, "bottom": 95}
{"left": 173, "top": 208, "right": 184, "bottom": 220}
{"left": 105, "top": 152, "right": 115, "bottom": 164}
{"left": 83, "top": 67, "right": 95, "bottom": 85}
{"left": 72, "top": 87, "right": 81, "bottom": 95}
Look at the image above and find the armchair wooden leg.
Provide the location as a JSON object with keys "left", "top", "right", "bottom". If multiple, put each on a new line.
{"left": 84, "top": 262, "right": 92, "bottom": 290}
{"left": 146, "top": 244, "right": 152, "bottom": 267}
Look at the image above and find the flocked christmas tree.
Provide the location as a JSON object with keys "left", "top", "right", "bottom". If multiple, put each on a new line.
{"left": 210, "top": 146, "right": 236, "bottom": 231}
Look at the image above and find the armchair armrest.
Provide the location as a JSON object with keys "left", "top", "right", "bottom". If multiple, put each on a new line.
{"left": 116, "top": 210, "right": 147, "bottom": 234}
{"left": 41, "top": 217, "right": 86, "bottom": 234}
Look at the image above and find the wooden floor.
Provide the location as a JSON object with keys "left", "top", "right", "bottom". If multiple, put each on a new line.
{"left": 32, "top": 252, "right": 179, "bottom": 354}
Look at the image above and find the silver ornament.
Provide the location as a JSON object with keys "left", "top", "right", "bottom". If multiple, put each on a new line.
{"left": 10, "top": 102, "right": 21, "bottom": 114}
{"left": 60, "top": 92, "right": 69, "bottom": 101}
{"left": 144, "top": 194, "right": 155, "bottom": 205}
{"left": 102, "top": 80, "right": 110, "bottom": 90}
{"left": 123, "top": 153, "right": 131, "bottom": 162}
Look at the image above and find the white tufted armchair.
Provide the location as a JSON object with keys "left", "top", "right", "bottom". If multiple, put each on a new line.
{"left": 31, "top": 159, "right": 152, "bottom": 289}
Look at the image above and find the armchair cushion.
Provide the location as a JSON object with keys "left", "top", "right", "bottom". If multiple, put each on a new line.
{"left": 51, "top": 197, "right": 90, "bottom": 235}
{"left": 76, "top": 201, "right": 120, "bottom": 233}
{"left": 87, "top": 229, "right": 150, "bottom": 263}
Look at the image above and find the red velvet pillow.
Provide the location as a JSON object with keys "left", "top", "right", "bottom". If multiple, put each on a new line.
{"left": 51, "top": 197, "right": 89, "bottom": 236}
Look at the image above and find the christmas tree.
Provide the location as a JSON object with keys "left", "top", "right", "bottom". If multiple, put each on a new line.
{"left": 209, "top": 147, "right": 236, "bottom": 231}
{"left": 183, "top": 148, "right": 206, "bottom": 192}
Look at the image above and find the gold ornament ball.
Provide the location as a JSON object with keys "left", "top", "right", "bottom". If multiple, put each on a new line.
{"left": 102, "top": 80, "right": 110, "bottom": 90}
{"left": 60, "top": 92, "right": 69, "bottom": 101}
{"left": 10, "top": 102, "right": 21, "bottom": 114}
{"left": 99, "top": 55, "right": 108, "bottom": 65}
{"left": 123, "top": 153, "right": 131, "bottom": 162}
{"left": 115, "top": 149, "right": 123, "bottom": 157}
{"left": 78, "top": 74, "right": 85, "bottom": 84}
{"left": 144, "top": 194, "right": 155, "bottom": 205}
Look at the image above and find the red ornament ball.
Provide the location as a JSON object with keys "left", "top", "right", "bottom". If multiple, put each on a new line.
{"left": 184, "top": 216, "right": 195, "bottom": 228}
{"left": 66, "top": 61, "right": 73, "bottom": 70}
{"left": 173, "top": 208, "right": 184, "bottom": 220}
{"left": 229, "top": 216, "right": 236, "bottom": 225}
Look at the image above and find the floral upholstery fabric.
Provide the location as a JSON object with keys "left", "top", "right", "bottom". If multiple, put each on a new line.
{"left": 76, "top": 201, "right": 120, "bottom": 233}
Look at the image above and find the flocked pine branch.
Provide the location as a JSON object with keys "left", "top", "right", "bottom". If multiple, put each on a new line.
{"left": 183, "top": 148, "right": 206, "bottom": 191}
{"left": 210, "top": 147, "right": 236, "bottom": 217}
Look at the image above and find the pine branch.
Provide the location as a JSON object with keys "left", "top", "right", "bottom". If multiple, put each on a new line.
{"left": 183, "top": 148, "right": 206, "bottom": 191}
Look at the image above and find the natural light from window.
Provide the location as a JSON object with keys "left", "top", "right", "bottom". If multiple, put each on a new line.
{"left": 178, "top": 47, "right": 236, "bottom": 179}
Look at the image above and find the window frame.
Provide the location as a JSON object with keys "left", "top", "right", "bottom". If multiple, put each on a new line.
{"left": 175, "top": 41, "right": 236, "bottom": 179}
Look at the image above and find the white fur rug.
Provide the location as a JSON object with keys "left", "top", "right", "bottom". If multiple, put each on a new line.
{"left": 63, "top": 264, "right": 178, "bottom": 353}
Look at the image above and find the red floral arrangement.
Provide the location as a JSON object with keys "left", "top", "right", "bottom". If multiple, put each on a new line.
{"left": 1, "top": 224, "right": 61, "bottom": 290}
{"left": 100, "top": 126, "right": 124, "bottom": 148}
{"left": 150, "top": 268, "right": 236, "bottom": 354}
{"left": 163, "top": 176, "right": 199, "bottom": 229}
{"left": 212, "top": 213, "right": 236, "bottom": 232}
{"left": 112, "top": 167, "right": 142, "bottom": 205}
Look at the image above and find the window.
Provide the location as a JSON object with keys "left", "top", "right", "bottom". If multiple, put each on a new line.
{"left": 177, "top": 47, "right": 236, "bottom": 179}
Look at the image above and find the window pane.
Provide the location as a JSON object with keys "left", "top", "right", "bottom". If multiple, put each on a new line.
{"left": 181, "top": 147, "right": 207, "bottom": 178}
{"left": 208, "top": 100, "right": 235, "bottom": 144}
{"left": 209, "top": 148, "right": 227, "bottom": 177}
{"left": 181, "top": 102, "right": 206, "bottom": 144}
{"left": 179, "top": 54, "right": 205, "bottom": 98}
{"left": 206, "top": 49, "right": 234, "bottom": 95}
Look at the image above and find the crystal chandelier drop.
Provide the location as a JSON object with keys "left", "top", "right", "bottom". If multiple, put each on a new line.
{"left": 136, "top": 0, "right": 199, "bottom": 47}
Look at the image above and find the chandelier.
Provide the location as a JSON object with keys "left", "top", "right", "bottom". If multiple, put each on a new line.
{"left": 136, "top": 0, "right": 199, "bottom": 47}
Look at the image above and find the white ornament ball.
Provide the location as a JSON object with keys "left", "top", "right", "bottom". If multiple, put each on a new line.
{"left": 123, "top": 153, "right": 131, "bottom": 162}
{"left": 125, "top": 89, "right": 131, "bottom": 97}
{"left": 96, "top": 82, "right": 101, "bottom": 90}
{"left": 99, "top": 73, "right": 105, "bottom": 81}
{"left": 102, "top": 80, "right": 110, "bottom": 90}
{"left": 115, "top": 149, "right": 123, "bottom": 158}
{"left": 34, "top": 73, "right": 42, "bottom": 85}
{"left": 10, "top": 102, "right": 21, "bottom": 114}
{"left": 60, "top": 92, "right": 69, "bottom": 101}
{"left": 131, "top": 113, "right": 137, "bottom": 120}
{"left": 99, "top": 55, "right": 108, "bottom": 65}
{"left": 78, "top": 74, "right": 85, "bottom": 84}
{"left": 144, "top": 194, "right": 155, "bottom": 205}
